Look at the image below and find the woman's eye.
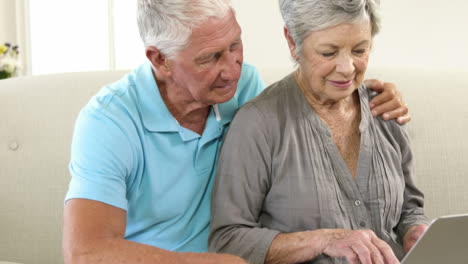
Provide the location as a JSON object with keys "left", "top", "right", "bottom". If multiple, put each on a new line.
{"left": 321, "top": 52, "right": 336, "bottom": 57}
{"left": 353, "top": 49, "right": 366, "bottom": 55}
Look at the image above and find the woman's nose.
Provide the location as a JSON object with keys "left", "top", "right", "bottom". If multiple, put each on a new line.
{"left": 335, "top": 54, "right": 355, "bottom": 77}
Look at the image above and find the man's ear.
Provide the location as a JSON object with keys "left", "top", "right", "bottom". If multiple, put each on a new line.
{"left": 283, "top": 26, "right": 298, "bottom": 61}
{"left": 146, "top": 46, "right": 171, "bottom": 77}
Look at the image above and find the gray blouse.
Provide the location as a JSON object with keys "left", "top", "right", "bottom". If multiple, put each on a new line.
{"left": 209, "top": 73, "right": 429, "bottom": 264}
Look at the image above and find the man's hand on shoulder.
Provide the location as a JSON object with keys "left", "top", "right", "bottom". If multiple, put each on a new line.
{"left": 364, "top": 79, "right": 410, "bottom": 125}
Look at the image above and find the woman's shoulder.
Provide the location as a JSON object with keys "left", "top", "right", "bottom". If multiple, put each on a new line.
{"left": 243, "top": 72, "right": 299, "bottom": 114}
{"left": 372, "top": 113, "right": 411, "bottom": 156}
{"left": 357, "top": 85, "right": 410, "bottom": 151}
{"left": 358, "top": 84, "right": 406, "bottom": 136}
{"left": 230, "top": 73, "right": 300, "bottom": 134}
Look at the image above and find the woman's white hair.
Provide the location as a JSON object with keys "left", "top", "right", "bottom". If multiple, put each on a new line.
{"left": 137, "top": 0, "right": 233, "bottom": 58}
{"left": 279, "top": 0, "right": 381, "bottom": 60}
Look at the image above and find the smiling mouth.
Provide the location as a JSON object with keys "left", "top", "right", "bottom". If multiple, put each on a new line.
{"left": 329, "top": 80, "right": 353, "bottom": 88}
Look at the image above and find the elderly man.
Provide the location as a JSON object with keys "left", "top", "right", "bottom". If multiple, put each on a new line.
{"left": 62, "top": 0, "right": 409, "bottom": 263}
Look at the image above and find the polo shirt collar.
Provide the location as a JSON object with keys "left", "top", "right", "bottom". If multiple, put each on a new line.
{"left": 135, "top": 61, "right": 179, "bottom": 132}
{"left": 135, "top": 61, "right": 239, "bottom": 133}
{"left": 214, "top": 96, "right": 238, "bottom": 127}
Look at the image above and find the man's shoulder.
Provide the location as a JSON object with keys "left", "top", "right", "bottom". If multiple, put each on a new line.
{"left": 82, "top": 64, "right": 149, "bottom": 117}
{"left": 238, "top": 62, "right": 263, "bottom": 86}
{"left": 240, "top": 62, "right": 257, "bottom": 73}
{"left": 81, "top": 79, "right": 133, "bottom": 122}
{"left": 232, "top": 62, "right": 265, "bottom": 106}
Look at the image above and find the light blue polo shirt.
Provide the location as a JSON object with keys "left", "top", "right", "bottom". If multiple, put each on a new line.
{"left": 65, "top": 61, "right": 264, "bottom": 252}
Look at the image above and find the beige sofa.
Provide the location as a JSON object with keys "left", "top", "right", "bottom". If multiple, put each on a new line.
{"left": 1, "top": 67, "right": 468, "bottom": 263}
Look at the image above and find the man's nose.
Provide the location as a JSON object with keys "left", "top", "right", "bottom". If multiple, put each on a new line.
{"left": 220, "top": 52, "right": 241, "bottom": 80}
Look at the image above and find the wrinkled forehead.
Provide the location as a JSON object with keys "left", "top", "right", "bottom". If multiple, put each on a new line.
{"left": 185, "top": 10, "right": 241, "bottom": 50}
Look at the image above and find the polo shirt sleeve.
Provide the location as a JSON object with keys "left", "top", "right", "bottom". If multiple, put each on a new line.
{"left": 65, "top": 99, "right": 134, "bottom": 211}
{"left": 236, "top": 63, "right": 265, "bottom": 106}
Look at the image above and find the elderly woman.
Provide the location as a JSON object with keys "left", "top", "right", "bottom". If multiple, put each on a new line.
{"left": 209, "top": 0, "right": 429, "bottom": 263}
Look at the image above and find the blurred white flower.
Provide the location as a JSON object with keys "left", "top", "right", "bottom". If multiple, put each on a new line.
{"left": 0, "top": 42, "right": 20, "bottom": 79}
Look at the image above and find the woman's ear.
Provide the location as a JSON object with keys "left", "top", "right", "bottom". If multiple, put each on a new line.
{"left": 146, "top": 46, "right": 172, "bottom": 78}
{"left": 283, "top": 26, "right": 298, "bottom": 61}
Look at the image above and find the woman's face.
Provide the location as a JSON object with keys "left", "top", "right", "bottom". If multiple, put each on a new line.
{"left": 291, "top": 21, "right": 372, "bottom": 104}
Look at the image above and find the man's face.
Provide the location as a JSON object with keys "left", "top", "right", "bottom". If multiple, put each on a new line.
{"left": 167, "top": 10, "right": 243, "bottom": 106}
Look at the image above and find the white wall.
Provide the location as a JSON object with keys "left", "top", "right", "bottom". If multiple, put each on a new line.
{"left": 232, "top": 0, "right": 294, "bottom": 77}
{"left": 2, "top": 1, "right": 468, "bottom": 75}
{"left": 372, "top": 0, "right": 468, "bottom": 71}
{"left": 232, "top": 0, "right": 468, "bottom": 75}
{"left": 0, "top": 0, "right": 29, "bottom": 76}
{"left": 0, "top": 0, "right": 17, "bottom": 43}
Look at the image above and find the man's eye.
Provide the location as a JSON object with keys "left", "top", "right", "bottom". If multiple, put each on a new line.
{"left": 199, "top": 54, "right": 216, "bottom": 64}
{"left": 230, "top": 42, "right": 240, "bottom": 50}
{"left": 204, "top": 58, "right": 214, "bottom": 63}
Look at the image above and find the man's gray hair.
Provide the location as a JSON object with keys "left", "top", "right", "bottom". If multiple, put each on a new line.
{"left": 279, "top": 0, "right": 381, "bottom": 60}
{"left": 137, "top": 0, "right": 233, "bottom": 58}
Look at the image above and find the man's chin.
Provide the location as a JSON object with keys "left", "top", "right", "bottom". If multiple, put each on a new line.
{"left": 212, "top": 84, "right": 238, "bottom": 103}
{"left": 212, "top": 93, "right": 236, "bottom": 105}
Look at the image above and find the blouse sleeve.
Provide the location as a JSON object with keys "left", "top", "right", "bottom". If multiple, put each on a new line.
{"left": 395, "top": 124, "right": 430, "bottom": 239}
{"left": 208, "top": 102, "right": 279, "bottom": 264}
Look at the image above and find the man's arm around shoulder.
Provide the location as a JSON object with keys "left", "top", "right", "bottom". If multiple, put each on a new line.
{"left": 63, "top": 199, "right": 247, "bottom": 264}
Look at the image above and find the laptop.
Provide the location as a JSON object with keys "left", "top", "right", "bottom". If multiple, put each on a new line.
{"left": 401, "top": 213, "right": 468, "bottom": 264}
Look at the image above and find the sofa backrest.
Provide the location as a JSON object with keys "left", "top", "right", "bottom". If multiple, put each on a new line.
{"left": 366, "top": 68, "right": 468, "bottom": 218}
{"left": 1, "top": 67, "right": 468, "bottom": 263}
{"left": 0, "top": 71, "right": 127, "bottom": 264}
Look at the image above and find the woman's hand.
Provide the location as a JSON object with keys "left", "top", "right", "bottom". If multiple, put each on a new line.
{"left": 321, "top": 229, "right": 400, "bottom": 264}
{"left": 403, "top": 224, "right": 428, "bottom": 253}
{"left": 364, "top": 79, "right": 410, "bottom": 125}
